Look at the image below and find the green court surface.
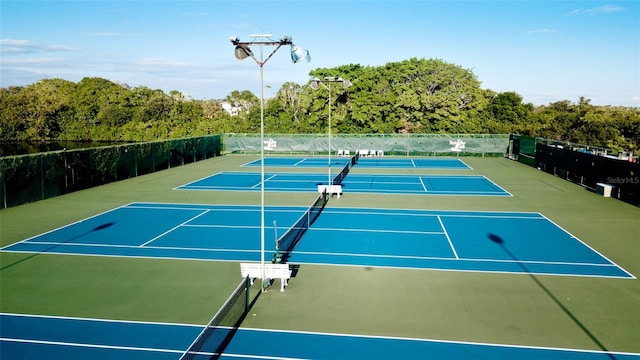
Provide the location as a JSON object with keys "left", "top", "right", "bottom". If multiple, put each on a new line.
{"left": 1, "top": 155, "right": 638, "bottom": 356}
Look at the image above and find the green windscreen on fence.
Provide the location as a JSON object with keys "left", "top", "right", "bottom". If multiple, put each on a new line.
{"left": 0, "top": 135, "right": 222, "bottom": 208}
{"left": 509, "top": 134, "right": 537, "bottom": 166}
{"left": 223, "top": 133, "right": 509, "bottom": 156}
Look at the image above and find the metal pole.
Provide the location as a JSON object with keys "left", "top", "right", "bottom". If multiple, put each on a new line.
{"left": 328, "top": 84, "right": 332, "bottom": 186}
{"left": 259, "top": 50, "right": 266, "bottom": 292}
{"left": 230, "top": 35, "right": 309, "bottom": 288}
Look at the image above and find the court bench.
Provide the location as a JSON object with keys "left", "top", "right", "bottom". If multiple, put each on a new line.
{"left": 318, "top": 184, "right": 342, "bottom": 198}
{"left": 240, "top": 262, "right": 292, "bottom": 292}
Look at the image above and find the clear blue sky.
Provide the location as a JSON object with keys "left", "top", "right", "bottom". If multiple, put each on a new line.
{"left": 1, "top": 0, "right": 638, "bottom": 106}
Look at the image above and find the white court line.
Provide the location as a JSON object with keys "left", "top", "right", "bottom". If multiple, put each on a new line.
{"left": 236, "top": 327, "right": 640, "bottom": 358}
{"left": 437, "top": 215, "right": 459, "bottom": 259}
{"left": 6, "top": 242, "right": 630, "bottom": 279}
{"left": 8, "top": 242, "right": 264, "bottom": 256}
{"left": 319, "top": 208, "right": 541, "bottom": 219}
{"left": 293, "top": 158, "right": 306, "bottom": 166}
{"left": 537, "top": 213, "right": 637, "bottom": 279}
{"left": 251, "top": 174, "right": 277, "bottom": 189}
{"left": 0, "top": 337, "right": 183, "bottom": 355}
{"left": 173, "top": 171, "right": 225, "bottom": 190}
{"left": 480, "top": 175, "right": 513, "bottom": 197}
{"left": 0, "top": 203, "right": 129, "bottom": 251}
{"left": 418, "top": 177, "right": 428, "bottom": 192}
{"left": 139, "top": 210, "right": 210, "bottom": 247}
{"left": 288, "top": 248, "right": 622, "bottom": 268}
{"left": 312, "top": 227, "right": 445, "bottom": 236}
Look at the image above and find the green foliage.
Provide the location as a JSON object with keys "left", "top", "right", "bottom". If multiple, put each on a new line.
{"left": 1, "top": 60, "right": 639, "bottom": 152}
{"left": 527, "top": 97, "right": 640, "bottom": 152}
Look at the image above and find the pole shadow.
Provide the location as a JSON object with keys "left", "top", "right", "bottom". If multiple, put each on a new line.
{"left": 1, "top": 222, "right": 116, "bottom": 271}
{"left": 487, "top": 233, "right": 616, "bottom": 360}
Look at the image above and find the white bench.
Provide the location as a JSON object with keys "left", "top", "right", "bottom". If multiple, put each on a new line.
{"left": 318, "top": 184, "right": 342, "bottom": 198}
{"left": 240, "top": 262, "right": 292, "bottom": 292}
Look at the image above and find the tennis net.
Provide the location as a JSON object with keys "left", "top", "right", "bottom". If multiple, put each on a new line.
{"left": 179, "top": 276, "right": 250, "bottom": 360}
{"left": 332, "top": 163, "right": 350, "bottom": 185}
{"left": 333, "top": 152, "right": 360, "bottom": 185}
{"left": 351, "top": 151, "right": 360, "bottom": 166}
{"left": 276, "top": 190, "right": 329, "bottom": 263}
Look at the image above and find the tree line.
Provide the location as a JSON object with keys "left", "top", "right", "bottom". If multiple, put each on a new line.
{"left": 1, "top": 58, "right": 638, "bottom": 152}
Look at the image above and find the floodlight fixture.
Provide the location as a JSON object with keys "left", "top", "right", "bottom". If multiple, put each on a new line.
{"left": 234, "top": 45, "right": 251, "bottom": 60}
{"left": 228, "top": 34, "right": 310, "bottom": 66}
{"left": 291, "top": 44, "right": 311, "bottom": 63}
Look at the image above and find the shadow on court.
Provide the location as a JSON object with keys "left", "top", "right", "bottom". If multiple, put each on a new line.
{"left": 0, "top": 222, "right": 116, "bottom": 271}
{"left": 487, "top": 233, "right": 617, "bottom": 360}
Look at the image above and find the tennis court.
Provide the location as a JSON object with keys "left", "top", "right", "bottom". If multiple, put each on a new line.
{"left": 175, "top": 172, "right": 510, "bottom": 196}
{"left": 242, "top": 156, "right": 471, "bottom": 169}
{"left": 2, "top": 156, "right": 638, "bottom": 359}
{"left": 1, "top": 202, "right": 631, "bottom": 278}
{"left": 3, "top": 313, "right": 638, "bottom": 359}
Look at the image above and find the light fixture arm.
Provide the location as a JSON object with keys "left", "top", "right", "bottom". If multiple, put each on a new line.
{"left": 235, "top": 43, "right": 285, "bottom": 67}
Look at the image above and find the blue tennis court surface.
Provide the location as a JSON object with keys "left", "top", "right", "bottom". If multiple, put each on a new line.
{"left": 176, "top": 172, "right": 510, "bottom": 196}
{"left": 1, "top": 203, "right": 632, "bottom": 279}
{"left": 3, "top": 313, "right": 639, "bottom": 359}
{"left": 243, "top": 156, "right": 471, "bottom": 169}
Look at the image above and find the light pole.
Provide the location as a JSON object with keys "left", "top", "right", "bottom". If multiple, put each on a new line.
{"left": 230, "top": 34, "right": 310, "bottom": 292}
{"left": 310, "top": 77, "right": 352, "bottom": 186}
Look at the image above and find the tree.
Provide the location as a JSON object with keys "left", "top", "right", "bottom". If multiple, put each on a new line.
{"left": 1, "top": 63, "right": 639, "bottom": 152}
{"left": 226, "top": 90, "right": 258, "bottom": 114}
{"left": 0, "top": 79, "right": 76, "bottom": 140}
{"left": 484, "top": 91, "right": 533, "bottom": 134}
{"left": 264, "top": 82, "right": 305, "bottom": 133}
{"left": 367, "top": 58, "right": 486, "bottom": 133}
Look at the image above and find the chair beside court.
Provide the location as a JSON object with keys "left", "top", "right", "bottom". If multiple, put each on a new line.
{"left": 240, "top": 262, "right": 292, "bottom": 292}
{"left": 337, "top": 149, "right": 383, "bottom": 157}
